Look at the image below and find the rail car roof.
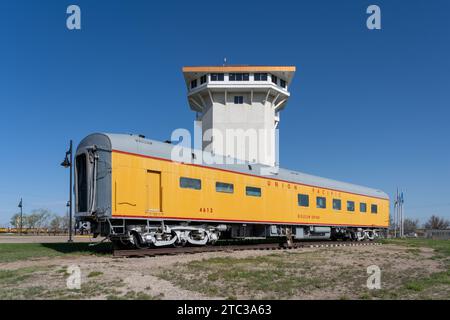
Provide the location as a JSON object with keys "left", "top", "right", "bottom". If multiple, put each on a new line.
{"left": 77, "top": 133, "right": 389, "bottom": 200}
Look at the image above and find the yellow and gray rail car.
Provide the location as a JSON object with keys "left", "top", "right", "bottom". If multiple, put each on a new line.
{"left": 75, "top": 133, "right": 389, "bottom": 248}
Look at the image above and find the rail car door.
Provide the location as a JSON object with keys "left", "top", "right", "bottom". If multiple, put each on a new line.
{"left": 146, "top": 170, "right": 162, "bottom": 213}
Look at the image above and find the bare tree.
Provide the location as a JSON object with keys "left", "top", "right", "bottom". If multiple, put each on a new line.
{"left": 61, "top": 214, "right": 70, "bottom": 233}
{"left": 34, "top": 209, "right": 51, "bottom": 231}
{"left": 403, "top": 218, "right": 419, "bottom": 234}
{"left": 49, "top": 215, "right": 63, "bottom": 234}
{"left": 26, "top": 209, "right": 53, "bottom": 234}
{"left": 26, "top": 213, "right": 40, "bottom": 231}
{"left": 424, "top": 215, "right": 450, "bottom": 230}
{"left": 11, "top": 209, "right": 54, "bottom": 234}
{"left": 10, "top": 213, "right": 25, "bottom": 229}
{"left": 48, "top": 214, "right": 70, "bottom": 234}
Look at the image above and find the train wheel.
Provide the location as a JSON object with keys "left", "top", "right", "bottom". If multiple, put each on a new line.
{"left": 132, "top": 233, "right": 144, "bottom": 249}
{"left": 173, "top": 237, "right": 187, "bottom": 247}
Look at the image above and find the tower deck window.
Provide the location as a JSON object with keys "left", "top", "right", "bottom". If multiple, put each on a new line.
{"left": 200, "top": 75, "right": 207, "bottom": 84}
{"left": 280, "top": 79, "right": 286, "bottom": 88}
{"left": 254, "top": 73, "right": 268, "bottom": 81}
{"left": 271, "top": 75, "right": 278, "bottom": 84}
{"left": 190, "top": 79, "right": 197, "bottom": 89}
{"left": 211, "top": 73, "right": 224, "bottom": 81}
{"left": 229, "top": 73, "right": 249, "bottom": 81}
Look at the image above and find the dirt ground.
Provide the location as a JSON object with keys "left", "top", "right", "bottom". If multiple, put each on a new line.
{"left": 1, "top": 242, "right": 448, "bottom": 300}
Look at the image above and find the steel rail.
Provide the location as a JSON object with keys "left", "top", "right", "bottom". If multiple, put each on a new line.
{"left": 113, "top": 241, "right": 382, "bottom": 258}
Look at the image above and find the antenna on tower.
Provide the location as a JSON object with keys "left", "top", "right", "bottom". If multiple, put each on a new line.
{"left": 223, "top": 57, "right": 227, "bottom": 66}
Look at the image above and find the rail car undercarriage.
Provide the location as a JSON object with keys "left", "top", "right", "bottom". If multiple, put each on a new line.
{"left": 87, "top": 218, "right": 381, "bottom": 249}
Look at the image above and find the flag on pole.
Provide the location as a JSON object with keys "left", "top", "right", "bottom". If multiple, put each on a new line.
{"left": 18, "top": 198, "right": 22, "bottom": 208}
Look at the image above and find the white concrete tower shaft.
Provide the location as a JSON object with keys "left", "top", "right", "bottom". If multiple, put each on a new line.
{"left": 183, "top": 65, "right": 296, "bottom": 167}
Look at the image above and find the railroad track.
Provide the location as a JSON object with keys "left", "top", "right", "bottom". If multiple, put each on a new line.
{"left": 113, "top": 241, "right": 382, "bottom": 258}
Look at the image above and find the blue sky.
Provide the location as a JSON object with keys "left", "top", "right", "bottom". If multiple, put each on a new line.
{"left": 0, "top": 0, "right": 449, "bottom": 225}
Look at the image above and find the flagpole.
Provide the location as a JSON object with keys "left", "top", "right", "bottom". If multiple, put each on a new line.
{"left": 400, "top": 192, "right": 404, "bottom": 237}
{"left": 393, "top": 196, "right": 395, "bottom": 238}
{"left": 394, "top": 188, "right": 398, "bottom": 238}
{"left": 400, "top": 194, "right": 403, "bottom": 237}
{"left": 399, "top": 191, "right": 402, "bottom": 238}
{"left": 19, "top": 198, "right": 23, "bottom": 236}
{"left": 402, "top": 192, "right": 404, "bottom": 237}
{"left": 398, "top": 191, "right": 402, "bottom": 238}
{"left": 402, "top": 192, "right": 405, "bottom": 238}
{"left": 401, "top": 200, "right": 404, "bottom": 237}
{"left": 397, "top": 189, "right": 400, "bottom": 238}
{"left": 402, "top": 194, "right": 405, "bottom": 237}
{"left": 398, "top": 194, "right": 402, "bottom": 238}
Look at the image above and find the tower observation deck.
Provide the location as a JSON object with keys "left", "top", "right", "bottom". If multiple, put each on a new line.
{"left": 182, "top": 65, "right": 296, "bottom": 167}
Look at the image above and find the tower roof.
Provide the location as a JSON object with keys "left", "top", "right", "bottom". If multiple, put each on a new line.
{"left": 183, "top": 65, "right": 296, "bottom": 82}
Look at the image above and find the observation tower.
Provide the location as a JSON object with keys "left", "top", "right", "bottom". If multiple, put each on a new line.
{"left": 182, "top": 65, "right": 296, "bottom": 167}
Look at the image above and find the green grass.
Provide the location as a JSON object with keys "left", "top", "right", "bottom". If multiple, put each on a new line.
{"left": 106, "top": 291, "right": 164, "bottom": 300}
{"left": 87, "top": 271, "right": 103, "bottom": 278}
{"left": 370, "top": 239, "right": 450, "bottom": 299}
{"left": 0, "top": 286, "right": 46, "bottom": 300}
{"left": 403, "top": 270, "right": 450, "bottom": 293}
{"left": 0, "top": 276, "right": 126, "bottom": 300}
{"left": 0, "top": 267, "right": 45, "bottom": 285}
{"left": 380, "top": 238, "right": 450, "bottom": 257}
{"left": 0, "top": 243, "right": 112, "bottom": 263}
{"left": 0, "top": 266, "right": 54, "bottom": 299}
{"left": 363, "top": 269, "right": 450, "bottom": 300}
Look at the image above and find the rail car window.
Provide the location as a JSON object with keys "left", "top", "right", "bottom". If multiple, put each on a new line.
{"left": 360, "top": 203, "right": 367, "bottom": 213}
{"left": 179, "top": 177, "right": 201, "bottom": 190}
{"left": 76, "top": 154, "right": 88, "bottom": 212}
{"left": 371, "top": 204, "right": 378, "bottom": 214}
{"left": 216, "top": 182, "right": 234, "bottom": 194}
{"left": 333, "top": 199, "right": 341, "bottom": 210}
{"left": 316, "top": 197, "right": 326, "bottom": 209}
{"left": 298, "top": 194, "right": 309, "bottom": 207}
{"left": 347, "top": 201, "right": 355, "bottom": 212}
{"left": 246, "top": 186, "right": 261, "bottom": 197}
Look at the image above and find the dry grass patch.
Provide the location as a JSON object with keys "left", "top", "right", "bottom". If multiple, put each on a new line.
{"left": 157, "top": 241, "right": 449, "bottom": 299}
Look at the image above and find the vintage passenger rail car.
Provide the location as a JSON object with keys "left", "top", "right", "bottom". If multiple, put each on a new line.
{"left": 75, "top": 133, "right": 389, "bottom": 248}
